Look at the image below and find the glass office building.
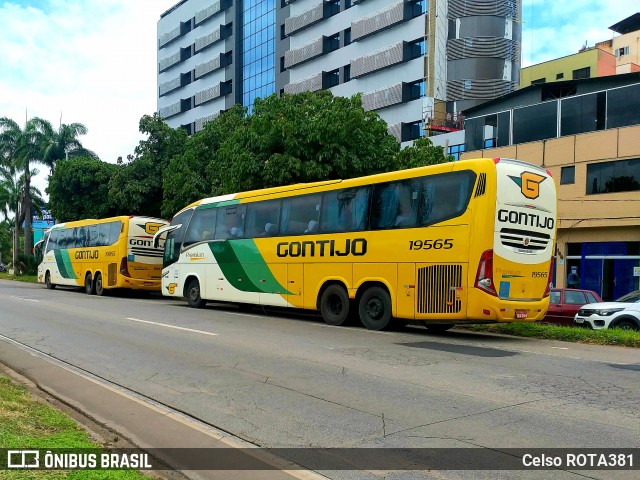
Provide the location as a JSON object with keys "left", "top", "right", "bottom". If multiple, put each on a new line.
{"left": 241, "top": 0, "right": 276, "bottom": 113}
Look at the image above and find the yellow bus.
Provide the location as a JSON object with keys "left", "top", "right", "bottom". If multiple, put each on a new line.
{"left": 155, "top": 158, "right": 557, "bottom": 330}
{"left": 37, "top": 216, "right": 168, "bottom": 295}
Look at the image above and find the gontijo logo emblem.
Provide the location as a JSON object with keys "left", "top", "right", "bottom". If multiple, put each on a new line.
{"left": 508, "top": 172, "right": 547, "bottom": 200}
{"left": 166, "top": 283, "right": 178, "bottom": 294}
{"left": 138, "top": 222, "right": 165, "bottom": 235}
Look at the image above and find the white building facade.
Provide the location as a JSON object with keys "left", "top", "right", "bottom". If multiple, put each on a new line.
{"left": 157, "top": 0, "right": 521, "bottom": 145}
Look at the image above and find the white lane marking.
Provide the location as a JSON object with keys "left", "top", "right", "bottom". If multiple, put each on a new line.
{"left": 125, "top": 317, "right": 218, "bottom": 336}
{"left": 550, "top": 347, "right": 569, "bottom": 350}
{"left": 11, "top": 296, "right": 40, "bottom": 302}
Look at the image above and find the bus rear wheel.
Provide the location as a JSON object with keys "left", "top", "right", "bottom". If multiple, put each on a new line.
{"left": 94, "top": 273, "right": 105, "bottom": 296}
{"left": 359, "top": 286, "right": 392, "bottom": 331}
{"left": 85, "top": 273, "right": 95, "bottom": 295}
{"left": 320, "top": 284, "right": 350, "bottom": 326}
{"left": 45, "top": 271, "right": 55, "bottom": 290}
{"left": 186, "top": 278, "right": 206, "bottom": 308}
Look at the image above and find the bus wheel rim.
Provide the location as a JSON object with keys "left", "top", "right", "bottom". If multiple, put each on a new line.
{"left": 328, "top": 294, "right": 343, "bottom": 316}
{"left": 367, "top": 298, "right": 384, "bottom": 320}
{"left": 190, "top": 286, "right": 200, "bottom": 301}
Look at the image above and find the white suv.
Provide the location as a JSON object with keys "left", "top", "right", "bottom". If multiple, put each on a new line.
{"left": 574, "top": 290, "right": 640, "bottom": 331}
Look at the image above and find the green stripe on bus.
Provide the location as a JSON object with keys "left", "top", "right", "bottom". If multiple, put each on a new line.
{"left": 208, "top": 240, "right": 291, "bottom": 295}
{"left": 197, "top": 199, "right": 240, "bottom": 210}
{"left": 53, "top": 250, "right": 78, "bottom": 279}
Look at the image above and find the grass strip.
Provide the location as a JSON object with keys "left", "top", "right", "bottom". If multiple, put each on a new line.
{"left": 0, "top": 375, "right": 151, "bottom": 479}
{"left": 0, "top": 273, "right": 38, "bottom": 283}
{"left": 463, "top": 322, "right": 640, "bottom": 348}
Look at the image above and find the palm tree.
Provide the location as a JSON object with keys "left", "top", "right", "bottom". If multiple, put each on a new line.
{"left": 40, "top": 119, "right": 97, "bottom": 173}
{"left": 0, "top": 116, "right": 91, "bottom": 258}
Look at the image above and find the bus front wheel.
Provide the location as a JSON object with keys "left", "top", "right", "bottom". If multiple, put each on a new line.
{"left": 45, "top": 272, "right": 55, "bottom": 290}
{"left": 359, "top": 286, "right": 392, "bottom": 331}
{"left": 320, "top": 284, "right": 350, "bottom": 326}
{"left": 186, "top": 278, "right": 206, "bottom": 308}
{"left": 85, "top": 273, "right": 95, "bottom": 295}
{"left": 94, "top": 273, "right": 105, "bottom": 296}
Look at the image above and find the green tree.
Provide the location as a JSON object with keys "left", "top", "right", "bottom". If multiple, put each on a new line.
{"left": 215, "top": 92, "right": 399, "bottom": 193}
{"left": 47, "top": 157, "right": 119, "bottom": 222}
{"left": 109, "top": 113, "right": 187, "bottom": 218}
{"left": 395, "top": 137, "right": 453, "bottom": 169}
{"left": 161, "top": 105, "right": 246, "bottom": 218}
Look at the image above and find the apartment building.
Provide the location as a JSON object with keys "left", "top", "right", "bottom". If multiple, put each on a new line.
{"left": 157, "top": 0, "right": 522, "bottom": 141}
{"left": 460, "top": 73, "right": 640, "bottom": 300}
{"left": 520, "top": 12, "right": 640, "bottom": 88}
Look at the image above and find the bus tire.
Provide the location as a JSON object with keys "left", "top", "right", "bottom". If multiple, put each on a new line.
{"left": 85, "top": 273, "right": 95, "bottom": 295}
{"left": 45, "top": 271, "right": 55, "bottom": 290}
{"left": 94, "top": 273, "right": 105, "bottom": 296}
{"left": 422, "top": 322, "right": 454, "bottom": 332}
{"left": 186, "top": 278, "right": 206, "bottom": 308}
{"left": 319, "top": 284, "right": 350, "bottom": 326}
{"left": 359, "top": 286, "right": 392, "bottom": 331}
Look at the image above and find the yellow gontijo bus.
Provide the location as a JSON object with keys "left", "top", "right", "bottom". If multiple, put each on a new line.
{"left": 155, "top": 158, "right": 557, "bottom": 330}
{"left": 37, "top": 216, "right": 168, "bottom": 295}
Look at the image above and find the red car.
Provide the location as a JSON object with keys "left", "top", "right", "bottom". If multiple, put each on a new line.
{"left": 540, "top": 288, "right": 603, "bottom": 326}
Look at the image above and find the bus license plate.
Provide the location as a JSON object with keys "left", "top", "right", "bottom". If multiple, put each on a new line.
{"left": 515, "top": 310, "right": 527, "bottom": 319}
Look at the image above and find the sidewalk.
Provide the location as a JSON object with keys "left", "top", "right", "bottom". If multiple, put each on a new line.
{"left": 0, "top": 338, "right": 322, "bottom": 480}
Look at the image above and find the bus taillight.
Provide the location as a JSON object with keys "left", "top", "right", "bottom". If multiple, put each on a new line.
{"left": 543, "top": 256, "right": 554, "bottom": 297}
{"left": 120, "top": 257, "right": 130, "bottom": 277}
{"left": 475, "top": 249, "right": 497, "bottom": 296}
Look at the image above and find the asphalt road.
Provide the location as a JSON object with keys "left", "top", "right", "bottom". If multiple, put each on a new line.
{"left": 0, "top": 279, "right": 638, "bottom": 480}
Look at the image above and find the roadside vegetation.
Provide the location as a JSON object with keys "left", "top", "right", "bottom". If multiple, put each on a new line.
{"left": 464, "top": 322, "right": 640, "bottom": 348}
{"left": 0, "top": 272, "right": 37, "bottom": 283}
{"left": 0, "top": 375, "right": 150, "bottom": 479}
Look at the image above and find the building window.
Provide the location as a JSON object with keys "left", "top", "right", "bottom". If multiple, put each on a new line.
{"left": 616, "top": 46, "right": 629, "bottom": 57}
{"left": 404, "top": 121, "right": 423, "bottom": 142}
{"left": 560, "top": 166, "right": 575, "bottom": 185}
{"left": 343, "top": 64, "right": 351, "bottom": 82}
{"left": 572, "top": 67, "right": 591, "bottom": 80}
{"left": 484, "top": 138, "right": 496, "bottom": 148}
{"left": 556, "top": 73, "right": 564, "bottom": 80}
{"left": 448, "top": 144, "right": 465, "bottom": 161}
{"left": 344, "top": 27, "right": 351, "bottom": 46}
{"left": 326, "top": 0, "right": 340, "bottom": 16}
{"left": 409, "top": 38, "right": 426, "bottom": 59}
{"left": 345, "top": 0, "right": 352, "bottom": 9}
{"left": 326, "top": 33, "right": 340, "bottom": 53}
{"left": 408, "top": 79, "right": 426, "bottom": 100}
{"left": 531, "top": 78, "right": 546, "bottom": 85}
{"left": 326, "top": 69, "right": 339, "bottom": 88}
{"left": 587, "top": 159, "right": 640, "bottom": 195}
{"left": 242, "top": 0, "right": 277, "bottom": 114}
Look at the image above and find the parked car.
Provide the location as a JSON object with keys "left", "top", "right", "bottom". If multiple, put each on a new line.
{"left": 539, "top": 288, "right": 602, "bottom": 326}
{"left": 574, "top": 290, "right": 640, "bottom": 331}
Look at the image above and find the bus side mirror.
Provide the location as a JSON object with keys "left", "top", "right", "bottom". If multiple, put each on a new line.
{"left": 153, "top": 224, "right": 181, "bottom": 249}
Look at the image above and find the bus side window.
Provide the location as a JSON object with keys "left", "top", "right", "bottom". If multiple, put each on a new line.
{"left": 185, "top": 208, "right": 218, "bottom": 246}
{"left": 371, "top": 181, "right": 418, "bottom": 229}
{"left": 46, "top": 230, "right": 59, "bottom": 252}
{"left": 88, "top": 225, "right": 99, "bottom": 247}
{"left": 281, "top": 194, "right": 321, "bottom": 235}
{"left": 97, "top": 223, "right": 110, "bottom": 246}
{"left": 76, "top": 227, "right": 88, "bottom": 248}
{"left": 320, "top": 187, "right": 370, "bottom": 233}
{"left": 109, "top": 221, "right": 122, "bottom": 245}
{"left": 245, "top": 200, "right": 281, "bottom": 237}
{"left": 215, "top": 206, "right": 246, "bottom": 240}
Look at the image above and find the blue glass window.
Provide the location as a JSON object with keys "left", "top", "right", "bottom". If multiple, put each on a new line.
{"left": 242, "top": 0, "right": 276, "bottom": 113}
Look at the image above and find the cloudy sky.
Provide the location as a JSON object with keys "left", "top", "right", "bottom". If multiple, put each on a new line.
{"left": 0, "top": 0, "right": 638, "bottom": 195}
